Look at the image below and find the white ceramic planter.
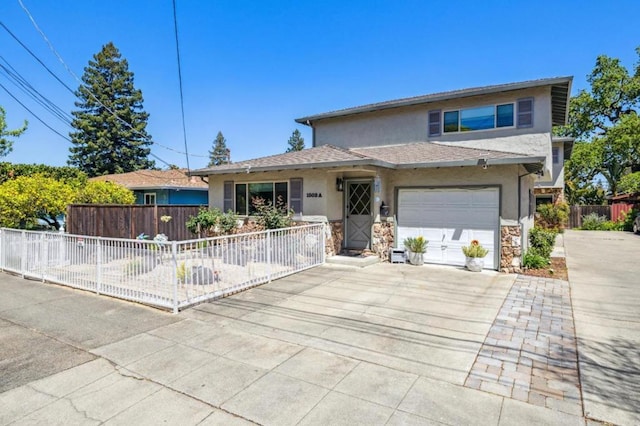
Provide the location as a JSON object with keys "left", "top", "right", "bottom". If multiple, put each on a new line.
{"left": 465, "top": 257, "right": 484, "bottom": 272}
{"left": 407, "top": 251, "right": 424, "bottom": 266}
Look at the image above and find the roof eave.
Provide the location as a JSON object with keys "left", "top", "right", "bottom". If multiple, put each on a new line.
{"left": 393, "top": 156, "right": 546, "bottom": 170}
{"left": 190, "top": 159, "right": 395, "bottom": 176}
{"left": 296, "top": 76, "right": 574, "bottom": 125}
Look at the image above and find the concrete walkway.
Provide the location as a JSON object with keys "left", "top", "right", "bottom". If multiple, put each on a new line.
{"left": 0, "top": 262, "right": 590, "bottom": 425}
{"left": 564, "top": 230, "right": 640, "bottom": 425}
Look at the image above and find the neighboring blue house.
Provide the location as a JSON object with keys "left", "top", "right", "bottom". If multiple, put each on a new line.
{"left": 91, "top": 169, "right": 208, "bottom": 205}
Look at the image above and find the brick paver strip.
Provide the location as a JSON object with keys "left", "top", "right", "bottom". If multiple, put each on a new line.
{"left": 464, "top": 275, "right": 582, "bottom": 416}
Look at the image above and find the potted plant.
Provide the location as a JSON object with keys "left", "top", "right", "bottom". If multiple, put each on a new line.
{"left": 462, "top": 239, "right": 489, "bottom": 272}
{"left": 404, "top": 236, "right": 428, "bottom": 266}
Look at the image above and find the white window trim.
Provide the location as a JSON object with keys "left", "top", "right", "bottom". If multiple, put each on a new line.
{"left": 144, "top": 192, "right": 157, "bottom": 205}
{"left": 442, "top": 103, "right": 516, "bottom": 134}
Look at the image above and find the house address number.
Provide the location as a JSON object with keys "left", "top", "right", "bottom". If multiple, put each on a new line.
{"left": 306, "top": 192, "right": 322, "bottom": 198}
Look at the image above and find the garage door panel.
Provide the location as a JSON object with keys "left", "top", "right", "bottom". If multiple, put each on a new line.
{"left": 397, "top": 187, "right": 499, "bottom": 270}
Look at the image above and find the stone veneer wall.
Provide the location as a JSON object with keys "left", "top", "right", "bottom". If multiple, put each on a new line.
{"left": 500, "top": 225, "right": 522, "bottom": 273}
{"left": 327, "top": 221, "right": 343, "bottom": 256}
{"left": 372, "top": 219, "right": 395, "bottom": 262}
{"left": 534, "top": 187, "right": 564, "bottom": 204}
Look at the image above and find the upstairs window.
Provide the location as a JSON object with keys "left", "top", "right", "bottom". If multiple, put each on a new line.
{"left": 552, "top": 147, "right": 559, "bottom": 164}
{"left": 442, "top": 103, "right": 515, "bottom": 133}
{"left": 517, "top": 98, "right": 534, "bottom": 128}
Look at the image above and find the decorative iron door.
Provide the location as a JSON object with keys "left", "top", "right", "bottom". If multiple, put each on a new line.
{"left": 345, "top": 181, "right": 372, "bottom": 249}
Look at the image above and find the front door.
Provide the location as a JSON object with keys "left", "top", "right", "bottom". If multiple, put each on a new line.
{"left": 345, "top": 180, "right": 372, "bottom": 250}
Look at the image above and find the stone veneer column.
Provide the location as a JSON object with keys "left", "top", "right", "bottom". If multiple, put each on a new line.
{"left": 372, "top": 219, "right": 395, "bottom": 262}
{"left": 328, "top": 221, "right": 343, "bottom": 256}
{"left": 500, "top": 225, "right": 522, "bottom": 273}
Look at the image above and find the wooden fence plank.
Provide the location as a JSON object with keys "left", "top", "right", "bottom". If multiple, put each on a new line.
{"left": 67, "top": 204, "right": 205, "bottom": 241}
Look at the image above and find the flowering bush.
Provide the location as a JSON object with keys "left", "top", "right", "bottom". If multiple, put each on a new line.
{"left": 462, "top": 240, "right": 489, "bottom": 258}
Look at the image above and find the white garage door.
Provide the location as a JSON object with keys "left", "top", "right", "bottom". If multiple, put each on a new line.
{"left": 397, "top": 187, "right": 499, "bottom": 270}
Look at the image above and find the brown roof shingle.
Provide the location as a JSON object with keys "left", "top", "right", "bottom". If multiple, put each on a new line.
{"left": 90, "top": 169, "right": 207, "bottom": 190}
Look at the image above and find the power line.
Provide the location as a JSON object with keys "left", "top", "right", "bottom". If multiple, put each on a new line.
{"left": 0, "top": 81, "right": 72, "bottom": 142}
{"left": 15, "top": 0, "right": 209, "bottom": 160}
{"left": 0, "top": 21, "right": 75, "bottom": 95}
{"left": 0, "top": 56, "right": 73, "bottom": 126}
{"left": 172, "top": 0, "right": 191, "bottom": 172}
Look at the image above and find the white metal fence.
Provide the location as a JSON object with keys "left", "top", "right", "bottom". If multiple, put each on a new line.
{"left": 0, "top": 224, "right": 326, "bottom": 313}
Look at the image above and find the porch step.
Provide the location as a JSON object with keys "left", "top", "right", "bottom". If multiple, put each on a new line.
{"left": 326, "top": 254, "right": 379, "bottom": 268}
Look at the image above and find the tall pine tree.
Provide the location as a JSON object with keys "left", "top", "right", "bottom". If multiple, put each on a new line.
{"left": 69, "top": 42, "right": 155, "bottom": 177}
{"left": 285, "top": 129, "right": 304, "bottom": 152}
{"left": 208, "top": 131, "right": 230, "bottom": 166}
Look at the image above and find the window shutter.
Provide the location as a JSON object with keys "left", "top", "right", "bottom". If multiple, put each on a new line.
{"left": 289, "top": 178, "right": 303, "bottom": 214}
{"left": 428, "top": 110, "right": 441, "bottom": 136}
{"left": 517, "top": 98, "right": 534, "bottom": 128}
{"left": 223, "top": 181, "right": 233, "bottom": 212}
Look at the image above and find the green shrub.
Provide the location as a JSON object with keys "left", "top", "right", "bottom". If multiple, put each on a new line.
{"left": 186, "top": 208, "right": 238, "bottom": 236}
{"left": 252, "top": 196, "right": 293, "bottom": 230}
{"left": 522, "top": 249, "right": 549, "bottom": 269}
{"left": 535, "top": 202, "right": 569, "bottom": 232}
{"left": 528, "top": 227, "right": 557, "bottom": 259}
{"left": 580, "top": 212, "right": 608, "bottom": 230}
{"left": 621, "top": 208, "right": 638, "bottom": 232}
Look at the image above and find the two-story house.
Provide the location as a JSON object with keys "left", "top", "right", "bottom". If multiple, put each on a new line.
{"left": 191, "top": 77, "right": 572, "bottom": 272}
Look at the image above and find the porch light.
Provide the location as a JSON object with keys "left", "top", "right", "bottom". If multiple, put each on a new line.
{"left": 477, "top": 158, "right": 488, "bottom": 170}
{"left": 336, "top": 178, "right": 344, "bottom": 192}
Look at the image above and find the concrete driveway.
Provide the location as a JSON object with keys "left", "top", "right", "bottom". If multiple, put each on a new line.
{"left": 1, "top": 261, "right": 586, "bottom": 425}
{"left": 564, "top": 230, "right": 640, "bottom": 425}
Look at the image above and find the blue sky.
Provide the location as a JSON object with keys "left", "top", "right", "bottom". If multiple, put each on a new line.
{"left": 1, "top": 0, "right": 638, "bottom": 170}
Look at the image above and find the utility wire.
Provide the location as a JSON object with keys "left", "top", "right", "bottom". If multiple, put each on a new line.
{"left": 0, "top": 56, "right": 73, "bottom": 125}
{"left": 0, "top": 21, "right": 75, "bottom": 94}
{"left": 172, "top": 0, "right": 191, "bottom": 172}
{"left": 0, "top": 81, "right": 72, "bottom": 142}
{"left": 15, "top": 0, "right": 208, "bottom": 160}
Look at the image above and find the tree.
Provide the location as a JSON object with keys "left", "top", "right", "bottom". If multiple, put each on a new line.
{"left": 68, "top": 42, "right": 155, "bottom": 177}
{"left": 208, "top": 131, "right": 230, "bottom": 166}
{"left": 0, "top": 162, "right": 87, "bottom": 185}
{"left": 285, "top": 129, "right": 305, "bottom": 152}
{"left": 75, "top": 181, "right": 135, "bottom": 204}
{"left": 557, "top": 47, "right": 640, "bottom": 199}
{"left": 0, "top": 174, "right": 75, "bottom": 229}
{"left": 0, "top": 106, "right": 28, "bottom": 158}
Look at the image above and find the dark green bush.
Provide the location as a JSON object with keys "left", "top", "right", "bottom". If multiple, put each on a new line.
{"left": 528, "top": 227, "right": 557, "bottom": 259}
{"left": 523, "top": 249, "right": 549, "bottom": 269}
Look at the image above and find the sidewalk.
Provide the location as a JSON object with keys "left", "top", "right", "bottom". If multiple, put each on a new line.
{"left": 1, "top": 263, "right": 588, "bottom": 425}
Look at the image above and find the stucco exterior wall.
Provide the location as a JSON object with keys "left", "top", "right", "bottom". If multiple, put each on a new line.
{"left": 313, "top": 87, "right": 553, "bottom": 176}
{"left": 207, "top": 169, "right": 345, "bottom": 220}
{"left": 535, "top": 140, "right": 565, "bottom": 189}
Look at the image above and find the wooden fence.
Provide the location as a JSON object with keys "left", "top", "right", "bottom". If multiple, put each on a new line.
{"left": 568, "top": 203, "right": 635, "bottom": 228}
{"left": 66, "top": 204, "right": 206, "bottom": 241}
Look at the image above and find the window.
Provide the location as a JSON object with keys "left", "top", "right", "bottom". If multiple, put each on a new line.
{"left": 517, "top": 98, "right": 533, "bottom": 128}
{"left": 144, "top": 193, "right": 156, "bottom": 204}
{"left": 552, "top": 147, "right": 559, "bottom": 164}
{"left": 442, "top": 103, "right": 515, "bottom": 133}
{"left": 536, "top": 195, "right": 553, "bottom": 207}
{"left": 428, "top": 110, "right": 441, "bottom": 136}
{"left": 235, "top": 181, "right": 289, "bottom": 214}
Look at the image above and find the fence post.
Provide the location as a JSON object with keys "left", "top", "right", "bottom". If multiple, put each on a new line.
{"left": 40, "top": 233, "right": 46, "bottom": 282}
{"left": 266, "top": 230, "right": 272, "bottom": 283}
{"left": 321, "top": 223, "right": 327, "bottom": 264}
{"left": 21, "top": 230, "right": 26, "bottom": 278}
{"left": 171, "top": 241, "right": 178, "bottom": 314}
{"left": 0, "top": 228, "right": 3, "bottom": 271}
{"left": 96, "top": 237, "right": 102, "bottom": 295}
